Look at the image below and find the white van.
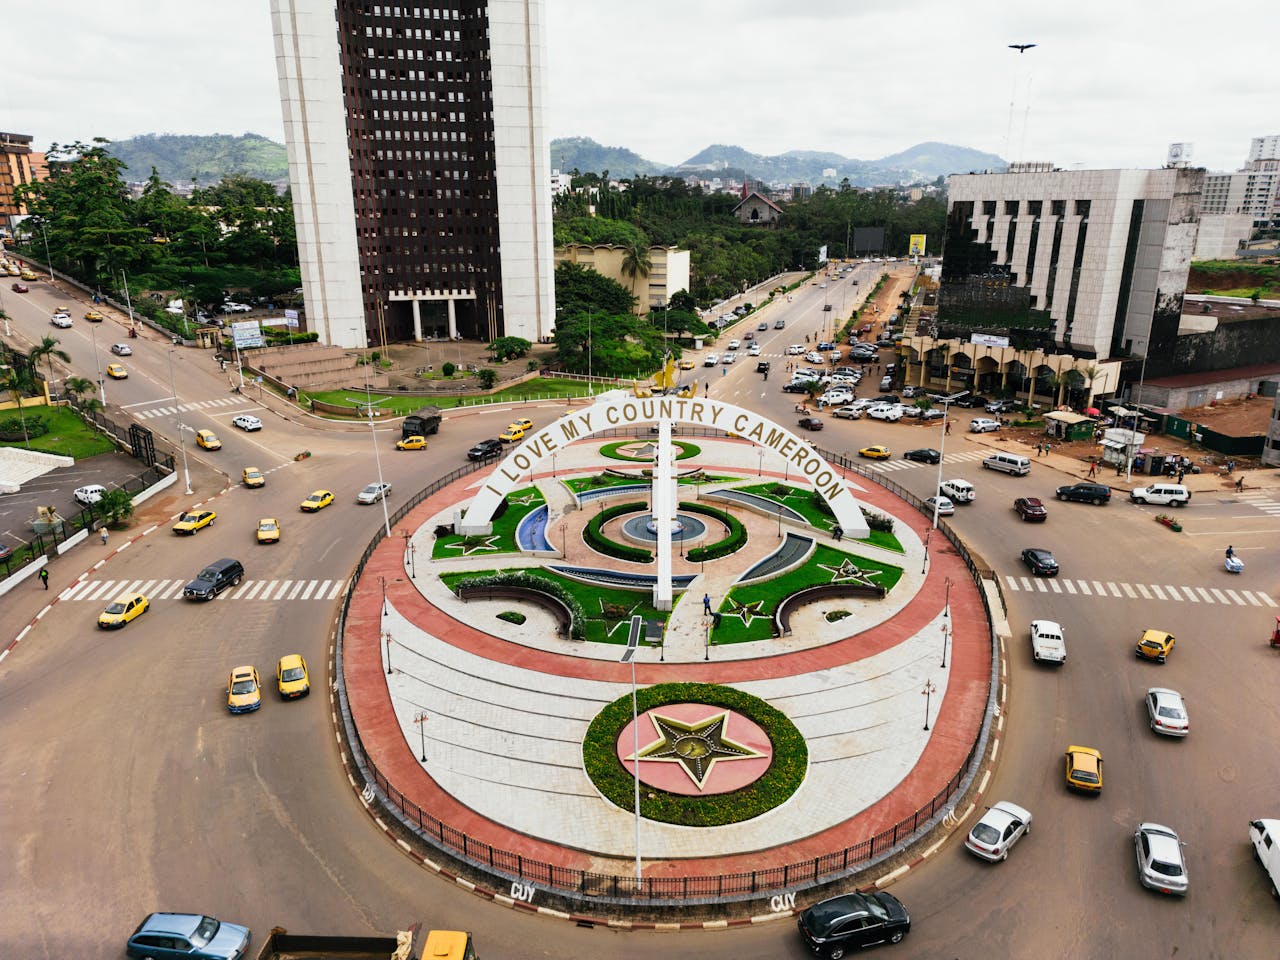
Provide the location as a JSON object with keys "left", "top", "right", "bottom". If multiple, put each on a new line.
{"left": 1129, "top": 483, "right": 1191, "bottom": 507}
{"left": 982, "top": 452, "right": 1031, "bottom": 476}
{"left": 880, "top": 375, "right": 893, "bottom": 391}
{"left": 939, "top": 478, "right": 975, "bottom": 503}
{"left": 1249, "top": 820, "right": 1280, "bottom": 898}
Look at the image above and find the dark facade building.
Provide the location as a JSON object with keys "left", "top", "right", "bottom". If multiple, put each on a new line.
{"left": 272, "top": 0, "right": 553, "bottom": 349}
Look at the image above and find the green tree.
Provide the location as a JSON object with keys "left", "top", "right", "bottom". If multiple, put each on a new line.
{"left": 29, "top": 336, "right": 71, "bottom": 388}
{"left": 476, "top": 368, "right": 498, "bottom": 390}
{"left": 555, "top": 261, "right": 636, "bottom": 318}
{"left": 620, "top": 241, "right": 653, "bottom": 302}
{"left": 2, "top": 363, "right": 31, "bottom": 445}
{"left": 489, "top": 336, "right": 532, "bottom": 361}
{"left": 97, "top": 488, "right": 135, "bottom": 528}
{"left": 63, "top": 375, "right": 95, "bottom": 403}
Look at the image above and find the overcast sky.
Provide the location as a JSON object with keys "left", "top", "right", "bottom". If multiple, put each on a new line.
{"left": 3, "top": 1, "right": 1276, "bottom": 173}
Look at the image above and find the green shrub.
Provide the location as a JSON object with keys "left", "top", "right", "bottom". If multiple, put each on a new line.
{"left": 477, "top": 368, "right": 498, "bottom": 390}
{"left": 496, "top": 611, "right": 526, "bottom": 625}
{"left": 442, "top": 361, "right": 456, "bottom": 377}
{"left": 0, "top": 415, "right": 48, "bottom": 439}
{"left": 825, "top": 610, "right": 852, "bottom": 622}
{"left": 581, "top": 683, "right": 807, "bottom": 826}
{"left": 584, "top": 501, "right": 653, "bottom": 563}
{"left": 860, "top": 508, "right": 895, "bottom": 534}
{"left": 451, "top": 570, "right": 585, "bottom": 639}
{"left": 681, "top": 501, "right": 747, "bottom": 562}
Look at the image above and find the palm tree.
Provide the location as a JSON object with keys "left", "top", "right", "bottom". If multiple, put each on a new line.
{"left": 620, "top": 241, "right": 652, "bottom": 305}
{"left": 29, "top": 336, "right": 71, "bottom": 393}
{"left": 63, "top": 375, "right": 95, "bottom": 405}
{"left": 3, "top": 364, "right": 31, "bottom": 446}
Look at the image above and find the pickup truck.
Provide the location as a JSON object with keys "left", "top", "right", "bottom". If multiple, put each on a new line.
{"left": 1030, "top": 619, "right": 1067, "bottom": 664}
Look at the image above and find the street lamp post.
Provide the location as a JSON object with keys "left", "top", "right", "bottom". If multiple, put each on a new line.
{"left": 167, "top": 348, "right": 194, "bottom": 494}
{"left": 363, "top": 361, "right": 392, "bottom": 537}
{"left": 87, "top": 317, "right": 106, "bottom": 406}
{"left": 120, "top": 270, "right": 136, "bottom": 331}
{"left": 380, "top": 576, "right": 388, "bottom": 615}
{"left": 922, "top": 679, "right": 937, "bottom": 730}
{"left": 40, "top": 223, "right": 54, "bottom": 282}
{"left": 622, "top": 618, "right": 644, "bottom": 887}
{"left": 414, "top": 711, "right": 428, "bottom": 762}
{"left": 383, "top": 629, "right": 393, "bottom": 675}
{"left": 932, "top": 390, "right": 969, "bottom": 529}
{"left": 941, "top": 620, "right": 950, "bottom": 669}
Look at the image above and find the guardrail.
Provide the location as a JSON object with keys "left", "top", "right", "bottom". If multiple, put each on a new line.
{"left": 332, "top": 432, "right": 1001, "bottom": 909}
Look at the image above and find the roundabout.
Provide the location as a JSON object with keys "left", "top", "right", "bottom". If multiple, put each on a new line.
{"left": 338, "top": 396, "right": 995, "bottom": 909}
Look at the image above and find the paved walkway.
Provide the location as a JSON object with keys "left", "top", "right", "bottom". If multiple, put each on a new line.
{"left": 345, "top": 437, "right": 991, "bottom": 877}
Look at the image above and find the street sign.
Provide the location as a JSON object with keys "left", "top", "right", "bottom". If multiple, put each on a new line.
{"left": 231, "top": 319, "right": 263, "bottom": 348}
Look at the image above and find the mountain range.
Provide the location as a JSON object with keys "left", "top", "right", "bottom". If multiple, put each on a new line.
{"left": 103, "top": 132, "right": 1003, "bottom": 188}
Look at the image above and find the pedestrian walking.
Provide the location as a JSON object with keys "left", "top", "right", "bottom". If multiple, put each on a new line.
{"left": 1044, "top": 442, "right": 1052, "bottom": 457}
{"left": 721, "top": 366, "right": 726, "bottom": 377}
{"left": 1035, "top": 442, "right": 1042, "bottom": 457}
{"left": 945, "top": 420, "right": 952, "bottom": 435}
{"left": 39, "top": 567, "right": 49, "bottom": 590}
{"left": 1088, "top": 460, "right": 1098, "bottom": 478}
{"left": 703, "top": 593, "right": 712, "bottom": 615}
{"left": 100, "top": 528, "right": 109, "bottom": 547}
{"left": 1176, "top": 469, "right": 1185, "bottom": 484}
{"left": 1236, "top": 475, "right": 1245, "bottom": 492}
{"left": 833, "top": 524, "right": 844, "bottom": 542}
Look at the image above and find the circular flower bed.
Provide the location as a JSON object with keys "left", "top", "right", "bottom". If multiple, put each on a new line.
{"left": 582, "top": 682, "right": 807, "bottom": 826}
{"left": 598, "top": 440, "right": 701, "bottom": 462}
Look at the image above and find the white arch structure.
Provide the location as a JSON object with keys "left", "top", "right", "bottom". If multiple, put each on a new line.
{"left": 457, "top": 395, "right": 870, "bottom": 538}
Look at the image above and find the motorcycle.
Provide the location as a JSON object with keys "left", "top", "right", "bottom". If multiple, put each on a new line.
{"left": 1225, "top": 555, "right": 1244, "bottom": 575}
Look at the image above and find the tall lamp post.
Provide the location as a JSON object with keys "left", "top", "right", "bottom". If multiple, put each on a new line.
{"left": 362, "top": 357, "right": 393, "bottom": 537}
{"left": 40, "top": 222, "right": 54, "bottom": 282}
{"left": 623, "top": 617, "right": 644, "bottom": 887}
{"left": 120, "top": 269, "right": 136, "bottom": 331}
{"left": 168, "top": 348, "right": 194, "bottom": 494}
{"left": 931, "top": 390, "right": 969, "bottom": 528}
{"left": 87, "top": 315, "right": 106, "bottom": 406}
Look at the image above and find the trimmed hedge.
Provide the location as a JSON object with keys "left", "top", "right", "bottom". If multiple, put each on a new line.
{"left": 584, "top": 500, "right": 653, "bottom": 563}
{"left": 598, "top": 439, "right": 701, "bottom": 462}
{"left": 582, "top": 682, "right": 807, "bottom": 826}
{"left": 450, "top": 570, "right": 586, "bottom": 639}
{"left": 681, "top": 501, "right": 747, "bottom": 563}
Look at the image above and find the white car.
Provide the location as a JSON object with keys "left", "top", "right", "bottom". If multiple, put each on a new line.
{"left": 849, "top": 398, "right": 878, "bottom": 413}
{"left": 969, "top": 417, "right": 1001, "bottom": 433}
{"left": 1248, "top": 819, "right": 1280, "bottom": 898}
{"left": 787, "top": 345, "right": 805, "bottom": 356}
{"left": 703, "top": 354, "right": 719, "bottom": 367}
{"left": 222, "top": 301, "right": 252, "bottom": 313}
{"left": 828, "top": 351, "right": 842, "bottom": 363}
{"left": 110, "top": 343, "right": 133, "bottom": 356}
{"left": 1030, "top": 619, "right": 1067, "bottom": 664}
{"left": 357, "top": 481, "right": 392, "bottom": 504}
{"left": 804, "top": 351, "right": 825, "bottom": 364}
{"left": 747, "top": 343, "right": 761, "bottom": 356}
{"left": 965, "top": 801, "right": 1032, "bottom": 862}
{"left": 901, "top": 385, "right": 919, "bottom": 398}
{"left": 51, "top": 314, "right": 73, "bottom": 328}
{"left": 920, "top": 408, "right": 946, "bottom": 421}
{"left": 164, "top": 304, "right": 185, "bottom": 315}
{"left": 924, "top": 495, "right": 954, "bottom": 516}
{"left": 866, "top": 404, "right": 903, "bottom": 422}
{"left": 727, "top": 339, "right": 741, "bottom": 350}
{"left": 721, "top": 352, "right": 736, "bottom": 364}
{"left": 231, "top": 415, "right": 262, "bottom": 432}
{"left": 1145, "top": 687, "right": 1188, "bottom": 737}
{"left": 74, "top": 484, "right": 107, "bottom": 506}
{"left": 831, "top": 405, "right": 863, "bottom": 420}
{"left": 1134, "top": 823, "right": 1188, "bottom": 895}
{"left": 820, "top": 390, "right": 854, "bottom": 406}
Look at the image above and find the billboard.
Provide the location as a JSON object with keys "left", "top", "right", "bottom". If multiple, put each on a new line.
{"left": 970, "top": 333, "right": 1010, "bottom": 349}
{"left": 908, "top": 234, "right": 927, "bottom": 256}
{"left": 817, "top": 244, "right": 829, "bottom": 264}
{"left": 852, "top": 227, "right": 885, "bottom": 254}
{"left": 231, "top": 319, "right": 264, "bottom": 348}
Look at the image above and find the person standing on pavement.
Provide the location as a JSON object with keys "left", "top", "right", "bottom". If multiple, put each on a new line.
{"left": 100, "top": 528, "right": 109, "bottom": 547}
{"left": 1045, "top": 441, "right": 1052, "bottom": 457}
{"left": 1088, "top": 460, "right": 1098, "bottom": 478}
{"left": 703, "top": 593, "right": 712, "bottom": 615}
{"left": 39, "top": 567, "right": 49, "bottom": 590}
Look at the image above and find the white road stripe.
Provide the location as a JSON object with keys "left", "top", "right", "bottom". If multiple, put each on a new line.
{"left": 300, "top": 581, "right": 318, "bottom": 600}
{"left": 327, "top": 580, "right": 345, "bottom": 599}
{"left": 1210, "top": 588, "right": 1230, "bottom": 604}
{"left": 1092, "top": 580, "right": 1106, "bottom": 595}
{"left": 83, "top": 580, "right": 117, "bottom": 601}
{"left": 137, "top": 579, "right": 159, "bottom": 596}
{"left": 1258, "top": 593, "right": 1278, "bottom": 608}
{"left": 121, "top": 580, "right": 145, "bottom": 596}
{"left": 1078, "top": 580, "right": 1092, "bottom": 596}
{"left": 1196, "top": 587, "right": 1214, "bottom": 603}
{"left": 1150, "top": 584, "right": 1167, "bottom": 600}
{"left": 1121, "top": 583, "right": 1137, "bottom": 599}
{"left": 1107, "top": 582, "right": 1122, "bottom": 598}
{"left": 287, "top": 581, "right": 306, "bottom": 600}
{"left": 1225, "top": 589, "right": 1245, "bottom": 605}
{"left": 1182, "top": 587, "right": 1201, "bottom": 603}
{"left": 1164, "top": 585, "right": 1182, "bottom": 601}
{"left": 243, "top": 580, "right": 270, "bottom": 600}
{"left": 1136, "top": 583, "right": 1152, "bottom": 599}
{"left": 1035, "top": 578, "right": 1047, "bottom": 592}
{"left": 313, "top": 579, "right": 333, "bottom": 599}
{"left": 1048, "top": 579, "right": 1062, "bottom": 593}
{"left": 158, "top": 580, "right": 185, "bottom": 600}
{"left": 1063, "top": 579, "right": 1078, "bottom": 594}
{"left": 272, "top": 580, "right": 293, "bottom": 600}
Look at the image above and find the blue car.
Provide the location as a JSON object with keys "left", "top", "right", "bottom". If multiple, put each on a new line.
{"left": 126, "top": 913, "right": 251, "bottom": 959}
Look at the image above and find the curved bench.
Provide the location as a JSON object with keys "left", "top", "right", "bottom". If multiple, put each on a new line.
{"left": 456, "top": 585, "right": 575, "bottom": 639}
{"left": 739, "top": 532, "right": 815, "bottom": 584}
{"left": 774, "top": 582, "right": 887, "bottom": 637}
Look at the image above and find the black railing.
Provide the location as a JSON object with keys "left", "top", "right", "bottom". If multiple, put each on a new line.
{"left": 332, "top": 434, "right": 1002, "bottom": 907}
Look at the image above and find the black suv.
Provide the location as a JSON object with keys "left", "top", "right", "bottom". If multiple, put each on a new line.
{"left": 183, "top": 558, "right": 244, "bottom": 600}
{"left": 1055, "top": 482, "right": 1111, "bottom": 505}
{"left": 798, "top": 891, "right": 911, "bottom": 955}
{"left": 467, "top": 438, "right": 503, "bottom": 461}
{"left": 955, "top": 394, "right": 990, "bottom": 408}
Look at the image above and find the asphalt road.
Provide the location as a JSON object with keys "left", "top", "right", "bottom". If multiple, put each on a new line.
{"left": 3, "top": 274, "right": 1279, "bottom": 959}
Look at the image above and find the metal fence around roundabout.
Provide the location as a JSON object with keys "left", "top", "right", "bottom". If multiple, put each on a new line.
{"left": 333, "top": 430, "right": 1002, "bottom": 909}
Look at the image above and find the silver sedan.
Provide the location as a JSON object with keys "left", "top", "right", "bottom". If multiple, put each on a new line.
{"left": 965, "top": 800, "right": 1032, "bottom": 862}
{"left": 1145, "top": 687, "right": 1189, "bottom": 737}
{"left": 357, "top": 481, "right": 392, "bottom": 504}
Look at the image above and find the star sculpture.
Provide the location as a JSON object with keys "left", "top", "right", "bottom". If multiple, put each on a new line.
{"left": 724, "top": 596, "right": 769, "bottom": 627}
{"left": 442, "top": 534, "right": 501, "bottom": 556}
{"left": 507, "top": 492, "right": 541, "bottom": 506}
{"left": 816, "top": 557, "right": 884, "bottom": 588}
{"left": 628, "top": 710, "right": 765, "bottom": 790}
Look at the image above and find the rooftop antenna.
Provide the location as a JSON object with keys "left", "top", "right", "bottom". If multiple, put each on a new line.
{"left": 1004, "top": 44, "right": 1037, "bottom": 166}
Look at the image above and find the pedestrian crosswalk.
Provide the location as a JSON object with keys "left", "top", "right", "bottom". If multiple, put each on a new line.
{"left": 870, "top": 449, "right": 988, "bottom": 472}
{"left": 60, "top": 577, "right": 346, "bottom": 603}
{"left": 132, "top": 396, "right": 254, "bottom": 420}
{"left": 1004, "top": 575, "right": 1277, "bottom": 607}
{"left": 1236, "top": 491, "right": 1280, "bottom": 517}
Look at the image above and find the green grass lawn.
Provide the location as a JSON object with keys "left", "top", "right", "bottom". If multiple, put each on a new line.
{"left": 598, "top": 440, "right": 701, "bottom": 461}
{"left": 731, "top": 481, "right": 903, "bottom": 553}
{"left": 440, "top": 566, "right": 668, "bottom": 644}
{"left": 302, "top": 377, "right": 596, "bottom": 415}
{"left": 431, "top": 487, "right": 545, "bottom": 559}
{"left": 563, "top": 472, "right": 732, "bottom": 493}
{"left": 713, "top": 544, "right": 905, "bottom": 644}
{"left": 0, "top": 406, "right": 117, "bottom": 459}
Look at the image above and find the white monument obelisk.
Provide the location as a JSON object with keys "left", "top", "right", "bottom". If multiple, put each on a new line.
{"left": 651, "top": 418, "right": 677, "bottom": 611}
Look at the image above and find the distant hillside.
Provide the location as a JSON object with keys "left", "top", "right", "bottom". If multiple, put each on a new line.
{"left": 550, "top": 137, "right": 664, "bottom": 178}
{"left": 106, "top": 133, "right": 289, "bottom": 184}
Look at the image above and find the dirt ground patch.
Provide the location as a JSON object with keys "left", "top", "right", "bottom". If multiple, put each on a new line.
{"left": 1177, "top": 395, "right": 1272, "bottom": 438}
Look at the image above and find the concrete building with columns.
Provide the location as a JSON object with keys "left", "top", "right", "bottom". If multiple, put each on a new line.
{"left": 271, "top": 0, "right": 554, "bottom": 349}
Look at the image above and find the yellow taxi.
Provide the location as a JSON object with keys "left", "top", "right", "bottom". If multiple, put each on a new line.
{"left": 106, "top": 363, "right": 128, "bottom": 379}
{"left": 1064, "top": 745, "right": 1103, "bottom": 793}
{"left": 3, "top": 263, "right": 19, "bottom": 276}
{"left": 499, "top": 424, "right": 528, "bottom": 443}
{"left": 396, "top": 434, "right": 428, "bottom": 451}
{"left": 420, "top": 930, "right": 477, "bottom": 960}
{"left": 299, "top": 489, "right": 334, "bottom": 512}
{"left": 84, "top": 309, "right": 105, "bottom": 322}
{"left": 98, "top": 592, "right": 149, "bottom": 629}
{"left": 195, "top": 429, "right": 221, "bottom": 450}
{"left": 678, "top": 358, "right": 696, "bottom": 370}
{"left": 1136, "top": 629, "right": 1175, "bottom": 663}
{"left": 227, "top": 665, "right": 263, "bottom": 713}
{"left": 256, "top": 518, "right": 281, "bottom": 544}
{"left": 173, "top": 509, "right": 217, "bottom": 535}
{"left": 858, "top": 445, "right": 892, "bottom": 460}
{"left": 509, "top": 417, "right": 534, "bottom": 432}
{"left": 242, "top": 466, "right": 266, "bottom": 488}
{"left": 20, "top": 268, "right": 37, "bottom": 281}
{"left": 276, "top": 654, "right": 310, "bottom": 699}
